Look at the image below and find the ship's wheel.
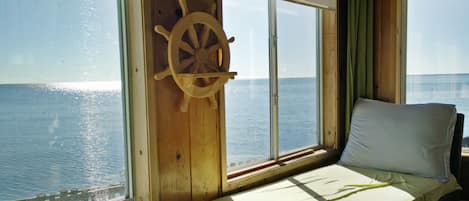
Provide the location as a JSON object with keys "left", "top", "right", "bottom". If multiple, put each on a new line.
{"left": 154, "top": 0, "right": 236, "bottom": 112}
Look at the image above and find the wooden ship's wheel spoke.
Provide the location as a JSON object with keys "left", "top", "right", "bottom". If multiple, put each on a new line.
{"left": 153, "top": 0, "right": 237, "bottom": 112}
{"left": 180, "top": 42, "right": 195, "bottom": 55}
{"left": 206, "top": 43, "right": 222, "bottom": 55}
{"left": 154, "top": 25, "right": 170, "bottom": 39}
{"left": 200, "top": 24, "right": 211, "bottom": 48}
{"left": 179, "top": 57, "right": 195, "bottom": 72}
{"left": 188, "top": 25, "right": 200, "bottom": 49}
{"left": 178, "top": 0, "right": 189, "bottom": 16}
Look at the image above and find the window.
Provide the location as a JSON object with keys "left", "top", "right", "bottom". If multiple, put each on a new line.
{"left": 223, "top": 0, "right": 321, "bottom": 172}
{"left": 277, "top": 0, "right": 320, "bottom": 155}
{"left": 0, "top": 1, "right": 130, "bottom": 200}
{"left": 224, "top": 0, "right": 271, "bottom": 171}
{"left": 405, "top": 0, "right": 469, "bottom": 147}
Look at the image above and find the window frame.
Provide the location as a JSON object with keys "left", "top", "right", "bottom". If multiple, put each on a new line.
{"left": 269, "top": 0, "right": 324, "bottom": 160}
{"left": 122, "top": 0, "right": 160, "bottom": 200}
{"left": 0, "top": 0, "right": 135, "bottom": 200}
{"left": 221, "top": 0, "right": 340, "bottom": 194}
{"left": 117, "top": 0, "right": 134, "bottom": 199}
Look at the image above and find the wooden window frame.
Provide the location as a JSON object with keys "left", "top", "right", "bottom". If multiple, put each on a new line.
{"left": 219, "top": 1, "right": 340, "bottom": 194}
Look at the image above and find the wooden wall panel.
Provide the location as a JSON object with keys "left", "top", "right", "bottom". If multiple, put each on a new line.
{"left": 190, "top": 99, "right": 222, "bottom": 201}
{"left": 152, "top": 0, "right": 193, "bottom": 200}
{"left": 141, "top": 0, "right": 162, "bottom": 200}
{"left": 188, "top": 2, "right": 222, "bottom": 200}
{"left": 322, "top": 9, "right": 339, "bottom": 149}
{"left": 148, "top": 0, "right": 222, "bottom": 200}
{"left": 374, "top": 0, "right": 403, "bottom": 103}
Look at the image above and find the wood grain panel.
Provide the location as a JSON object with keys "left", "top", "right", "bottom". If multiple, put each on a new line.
{"left": 153, "top": 0, "right": 192, "bottom": 201}
{"left": 186, "top": 1, "right": 222, "bottom": 201}
{"left": 151, "top": 0, "right": 222, "bottom": 200}
{"left": 156, "top": 77, "right": 192, "bottom": 201}
{"left": 155, "top": 60, "right": 193, "bottom": 200}
{"left": 141, "top": 0, "right": 162, "bottom": 200}
{"left": 322, "top": 9, "right": 339, "bottom": 149}
{"left": 190, "top": 98, "right": 222, "bottom": 201}
{"left": 374, "top": 0, "right": 403, "bottom": 103}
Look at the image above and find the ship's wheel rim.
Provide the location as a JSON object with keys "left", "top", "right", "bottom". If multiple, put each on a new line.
{"left": 168, "top": 12, "right": 231, "bottom": 98}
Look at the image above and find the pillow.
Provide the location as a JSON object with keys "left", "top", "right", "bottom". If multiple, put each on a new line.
{"left": 339, "top": 98, "right": 457, "bottom": 182}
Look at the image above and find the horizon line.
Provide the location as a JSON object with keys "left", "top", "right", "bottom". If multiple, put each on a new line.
{"left": 2, "top": 73, "right": 469, "bottom": 85}
{"left": 0, "top": 81, "right": 122, "bottom": 85}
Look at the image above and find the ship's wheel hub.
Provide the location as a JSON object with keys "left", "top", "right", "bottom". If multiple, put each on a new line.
{"left": 194, "top": 48, "right": 209, "bottom": 65}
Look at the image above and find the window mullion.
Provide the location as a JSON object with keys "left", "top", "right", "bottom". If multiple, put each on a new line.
{"left": 268, "top": 0, "right": 279, "bottom": 160}
{"left": 317, "top": 9, "right": 323, "bottom": 146}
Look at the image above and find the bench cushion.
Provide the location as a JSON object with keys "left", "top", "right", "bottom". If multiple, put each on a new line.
{"left": 215, "top": 164, "right": 461, "bottom": 201}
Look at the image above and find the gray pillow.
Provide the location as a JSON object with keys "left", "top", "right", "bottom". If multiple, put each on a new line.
{"left": 339, "top": 98, "right": 457, "bottom": 182}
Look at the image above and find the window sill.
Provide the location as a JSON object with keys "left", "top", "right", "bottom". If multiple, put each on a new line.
{"left": 222, "top": 148, "right": 339, "bottom": 194}
{"left": 462, "top": 149, "right": 469, "bottom": 157}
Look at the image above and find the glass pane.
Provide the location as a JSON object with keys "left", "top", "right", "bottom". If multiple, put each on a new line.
{"left": 277, "top": 1, "right": 319, "bottom": 155}
{"left": 0, "top": 1, "right": 127, "bottom": 200}
{"left": 223, "top": 0, "right": 270, "bottom": 171}
{"left": 406, "top": 0, "right": 469, "bottom": 146}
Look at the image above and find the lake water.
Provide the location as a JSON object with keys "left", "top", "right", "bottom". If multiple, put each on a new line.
{"left": 0, "top": 83, "right": 126, "bottom": 200}
{"left": 225, "top": 78, "right": 319, "bottom": 170}
{"left": 1, "top": 74, "right": 468, "bottom": 200}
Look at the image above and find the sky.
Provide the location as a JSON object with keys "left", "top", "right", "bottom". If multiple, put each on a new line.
{"left": 0, "top": 0, "right": 121, "bottom": 84}
{"left": 407, "top": 0, "right": 469, "bottom": 75}
{"left": 223, "top": 0, "right": 318, "bottom": 79}
{"left": 1, "top": 0, "right": 468, "bottom": 83}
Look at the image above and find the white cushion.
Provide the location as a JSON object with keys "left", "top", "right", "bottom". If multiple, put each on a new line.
{"left": 339, "top": 98, "right": 457, "bottom": 182}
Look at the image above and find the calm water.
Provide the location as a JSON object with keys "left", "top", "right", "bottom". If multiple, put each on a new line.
{"left": 1, "top": 74, "right": 469, "bottom": 200}
{"left": 225, "top": 78, "right": 319, "bottom": 170}
{"left": 0, "top": 83, "right": 126, "bottom": 200}
{"left": 407, "top": 74, "right": 469, "bottom": 144}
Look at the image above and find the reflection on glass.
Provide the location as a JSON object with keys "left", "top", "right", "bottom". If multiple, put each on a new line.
{"left": 277, "top": 1, "right": 319, "bottom": 155}
{"left": 0, "top": 1, "right": 127, "bottom": 200}
{"left": 406, "top": 0, "right": 469, "bottom": 146}
{"left": 223, "top": 0, "right": 270, "bottom": 171}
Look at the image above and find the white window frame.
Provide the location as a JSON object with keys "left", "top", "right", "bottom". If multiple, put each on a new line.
{"left": 270, "top": 0, "right": 323, "bottom": 160}
{"left": 257, "top": 0, "right": 324, "bottom": 164}
{"left": 1, "top": 0, "right": 136, "bottom": 200}
{"left": 121, "top": 0, "right": 160, "bottom": 200}
{"left": 223, "top": 0, "right": 324, "bottom": 173}
{"left": 117, "top": 0, "right": 134, "bottom": 199}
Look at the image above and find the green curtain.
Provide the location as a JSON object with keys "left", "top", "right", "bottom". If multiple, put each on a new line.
{"left": 345, "top": 0, "right": 374, "bottom": 139}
